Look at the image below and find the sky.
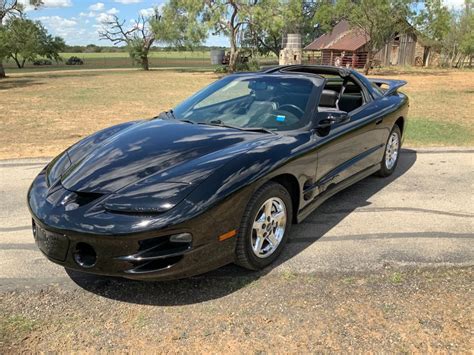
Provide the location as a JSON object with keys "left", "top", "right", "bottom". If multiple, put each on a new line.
{"left": 22, "top": 0, "right": 228, "bottom": 47}
{"left": 22, "top": 0, "right": 467, "bottom": 48}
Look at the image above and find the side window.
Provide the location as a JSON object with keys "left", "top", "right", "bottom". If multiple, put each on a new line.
{"left": 194, "top": 80, "right": 252, "bottom": 109}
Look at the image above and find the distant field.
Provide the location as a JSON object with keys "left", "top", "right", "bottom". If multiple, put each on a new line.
{"left": 61, "top": 51, "right": 213, "bottom": 58}
{"left": 2, "top": 51, "right": 278, "bottom": 73}
{"left": 0, "top": 68, "right": 472, "bottom": 158}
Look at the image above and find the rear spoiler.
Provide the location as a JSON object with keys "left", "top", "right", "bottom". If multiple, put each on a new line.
{"left": 370, "top": 78, "right": 407, "bottom": 96}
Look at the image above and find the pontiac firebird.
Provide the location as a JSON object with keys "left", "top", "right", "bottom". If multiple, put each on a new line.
{"left": 28, "top": 65, "right": 408, "bottom": 280}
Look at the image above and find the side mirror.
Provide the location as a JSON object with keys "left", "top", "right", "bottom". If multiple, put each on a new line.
{"left": 316, "top": 111, "right": 350, "bottom": 129}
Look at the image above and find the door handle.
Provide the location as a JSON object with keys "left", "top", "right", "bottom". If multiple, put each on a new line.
{"left": 375, "top": 118, "right": 383, "bottom": 125}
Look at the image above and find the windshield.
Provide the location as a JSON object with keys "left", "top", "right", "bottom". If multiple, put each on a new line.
{"left": 172, "top": 74, "right": 317, "bottom": 131}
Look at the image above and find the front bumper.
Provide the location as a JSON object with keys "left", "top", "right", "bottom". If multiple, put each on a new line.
{"left": 31, "top": 216, "right": 237, "bottom": 280}
{"left": 28, "top": 169, "right": 250, "bottom": 280}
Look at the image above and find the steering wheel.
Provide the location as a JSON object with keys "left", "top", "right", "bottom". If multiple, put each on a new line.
{"left": 278, "top": 104, "right": 305, "bottom": 117}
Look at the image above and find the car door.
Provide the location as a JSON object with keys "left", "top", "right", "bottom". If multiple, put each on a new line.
{"left": 312, "top": 79, "right": 384, "bottom": 194}
{"left": 313, "top": 114, "right": 374, "bottom": 194}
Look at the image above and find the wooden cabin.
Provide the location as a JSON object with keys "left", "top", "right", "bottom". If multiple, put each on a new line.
{"left": 304, "top": 20, "right": 426, "bottom": 68}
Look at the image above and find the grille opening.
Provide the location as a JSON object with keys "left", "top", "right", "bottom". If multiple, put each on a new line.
{"left": 130, "top": 256, "right": 183, "bottom": 273}
{"left": 138, "top": 236, "right": 191, "bottom": 258}
{"left": 74, "top": 242, "right": 97, "bottom": 268}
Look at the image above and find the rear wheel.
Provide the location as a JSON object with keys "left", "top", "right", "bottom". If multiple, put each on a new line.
{"left": 235, "top": 182, "right": 293, "bottom": 270}
{"left": 377, "top": 125, "right": 401, "bottom": 177}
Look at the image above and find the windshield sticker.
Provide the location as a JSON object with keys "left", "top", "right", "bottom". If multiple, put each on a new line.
{"left": 276, "top": 115, "right": 286, "bottom": 122}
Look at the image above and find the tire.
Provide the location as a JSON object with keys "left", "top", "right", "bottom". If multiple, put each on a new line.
{"left": 377, "top": 125, "right": 402, "bottom": 177}
{"left": 235, "top": 182, "right": 293, "bottom": 270}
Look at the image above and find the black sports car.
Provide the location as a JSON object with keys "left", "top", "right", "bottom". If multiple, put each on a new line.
{"left": 28, "top": 65, "right": 408, "bottom": 280}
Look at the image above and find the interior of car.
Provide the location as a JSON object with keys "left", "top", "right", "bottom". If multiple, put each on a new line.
{"left": 177, "top": 76, "right": 315, "bottom": 130}
{"left": 280, "top": 67, "right": 365, "bottom": 113}
{"left": 174, "top": 68, "right": 367, "bottom": 131}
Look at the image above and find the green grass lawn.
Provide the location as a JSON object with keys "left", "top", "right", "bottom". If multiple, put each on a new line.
{"left": 406, "top": 118, "right": 474, "bottom": 146}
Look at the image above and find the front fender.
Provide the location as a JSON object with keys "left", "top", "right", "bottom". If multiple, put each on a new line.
{"left": 180, "top": 132, "right": 315, "bottom": 222}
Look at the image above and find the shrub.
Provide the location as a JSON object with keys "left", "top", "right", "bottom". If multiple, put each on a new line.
{"left": 235, "top": 59, "right": 260, "bottom": 72}
{"left": 214, "top": 66, "right": 228, "bottom": 73}
{"left": 66, "top": 56, "right": 84, "bottom": 65}
{"left": 33, "top": 59, "right": 52, "bottom": 66}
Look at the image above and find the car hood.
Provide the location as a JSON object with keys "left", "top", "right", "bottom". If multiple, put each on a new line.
{"left": 58, "top": 118, "right": 274, "bottom": 195}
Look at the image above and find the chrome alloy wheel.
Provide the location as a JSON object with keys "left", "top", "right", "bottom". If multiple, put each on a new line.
{"left": 251, "top": 197, "right": 287, "bottom": 258}
{"left": 385, "top": 132, "right": 400, "bottom": 170}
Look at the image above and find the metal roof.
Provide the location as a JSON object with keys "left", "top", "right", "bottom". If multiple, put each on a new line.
{"left": 304, "top": 20, "right": 369, "bottom": 52}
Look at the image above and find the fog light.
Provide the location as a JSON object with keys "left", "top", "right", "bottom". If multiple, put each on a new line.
{"left": 169, "top": 233, "right": 192, "bottom": 243}
{"left": 73, "top": 242, "right": 97, "bottom": 268}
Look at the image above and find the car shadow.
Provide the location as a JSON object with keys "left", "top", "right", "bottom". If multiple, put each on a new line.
{"left": 67, "top": 149, "right": 417, "bottom": 305}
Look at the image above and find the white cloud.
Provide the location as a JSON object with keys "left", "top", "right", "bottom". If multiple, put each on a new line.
{"left": 139, "top": 7, "right": 155, "bottom": 17}
{"left": 107, "top": 8, "right": 120, "bottom": 15}
{"left": 43, "top": 0, "right": 72, "bottom": 7}
{"left": 37, "top": 15, "right": 77, "bottom": 27}
{"left": 89, "top": 2, "right": 105, "bottom": 11}
{"left": 96, "top": 12, "right": 115, "bottom": 23}
{"left": 79, "top": 11, "right": 96, "bottom": 18}
{"left": 114, "top": 0, "right": 143, "bottom": 4}
{"left": 21, "top": 0, "right": 72, "bottom": 11}
{"left": 36, "top": 15, "right": 82, "bottom": 42}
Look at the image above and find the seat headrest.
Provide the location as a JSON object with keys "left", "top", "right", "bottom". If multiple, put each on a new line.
{"left": 319, "top": 89, "right": 338, "bottom": 108}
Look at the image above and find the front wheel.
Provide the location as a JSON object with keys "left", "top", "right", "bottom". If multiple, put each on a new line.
{"left": 377, "top": 125, "right": 402, "bottom": 177}
{"left": 235, "top": 182, "right": 293, "bottom": 270}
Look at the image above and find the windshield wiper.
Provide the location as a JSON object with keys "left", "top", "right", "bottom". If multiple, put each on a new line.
{"left": 178, "top": 119, "right": 196, "bottom": 124}
{"left": 238, "top": 127, "right": 277, "bottom": 135}
{"left": 200, "top": 120, "right": 276, "bottom": 135}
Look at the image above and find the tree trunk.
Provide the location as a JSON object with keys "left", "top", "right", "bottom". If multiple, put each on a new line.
{"left": 141, "top": 55, "right": 149, "bottom": 71}
{"left": 0, "top": 63, "right": 5, "bottom": 79}
{"left": 424, "top": 47, "right": 431, "bottom": 67}
{"left": 12, "top": 56, "right": 22, "bottom": 69}
{"left": 449, "top": 52, "right": 456, "bottom": 68}
{"left": 228, "top": 34, "right": 239, "bottom": 73}
{"left": 363, "top": 50, "right": 372, "bottom": 75}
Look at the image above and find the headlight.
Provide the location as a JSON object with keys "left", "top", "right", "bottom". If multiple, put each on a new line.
{"left": 103, "top": 182, "right": 195, "bottom": 214}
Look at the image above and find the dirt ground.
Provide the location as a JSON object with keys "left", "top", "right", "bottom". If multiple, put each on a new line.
{"left": 0, "top": 267, "right": 471, "bottom": 353}
{"left": 0, "top": 70, "right": 219, "bottom": 159}
{"left": 0, "top": 69, "right": 473, "bottom": 159}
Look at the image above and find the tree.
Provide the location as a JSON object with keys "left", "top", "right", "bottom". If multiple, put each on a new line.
{"left": 151, "top": 0, "right": 207, "bottom": 49}
{"left": 244, "top": 0, "right": 321, "bottom": 57}
{"left": 436, "top": 0, "right": 472, "bottom": 67}
{"left": 414, "top": 0, "right": 451, "bottom": 66}
{"left": 99, "top": 11, "right": 158, "bottom": 70}
{"left": 315, "top": 0, "right": 412, "bottom": 74}
{"left": 1, "top": 17, "right": 65, "bottom": 68}
{"left": 458, "top": 0, "right": 473, "bottom": 66}
{"left": 0, "top": 0, "right": 43, "bottom": 78}
{"left": 158, "top": 0, "right": 257, "bottom": 72}
{"left": 205, "top": 1, "right": 256, "bottom": 72}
